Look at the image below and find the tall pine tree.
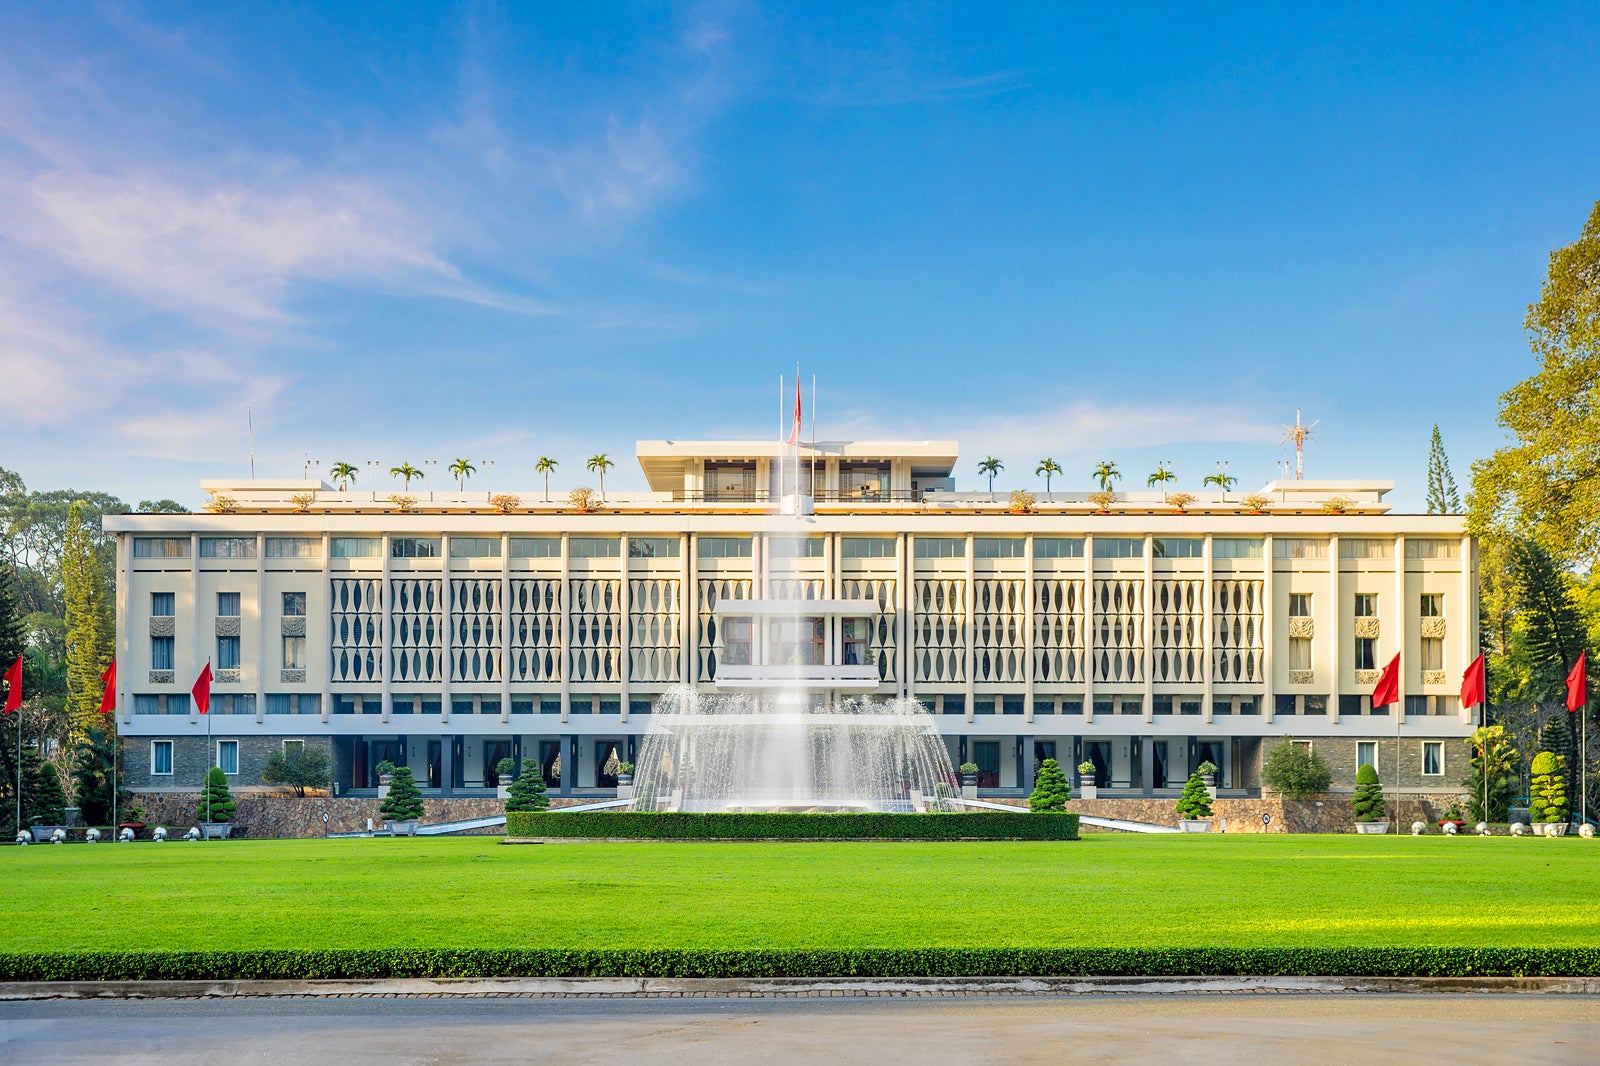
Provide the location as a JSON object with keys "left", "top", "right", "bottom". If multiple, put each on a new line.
{"left": 61, "top": 501, "right": 113, "bottom": 737}
{"left": 0, "top": 566, "right": 27, "bottom": 836}
{"left": 1425, "top": 424, "right": 1461, "bottom": 514}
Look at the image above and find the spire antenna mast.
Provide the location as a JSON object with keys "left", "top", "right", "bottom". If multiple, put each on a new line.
{"left": 1279, "top": 408, "right": 1318, "bottom": 480}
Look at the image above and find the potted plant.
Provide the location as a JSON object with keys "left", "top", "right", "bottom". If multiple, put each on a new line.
{"left": 959, "top": 762, "right": 980, "bottom": 799}
{"left": 1175, "top": 771, "right": 1213, "bottom": 831}
{"left": 1438, "top": 799, "right": 1467, "bottom": 831}
{"left": 495, "top": 757, "right": 516, "bottom": 800}
{"left": 379, "top": 765, "right": 424, "bottom": 835}
{"left": 1167, "top": 491, "right": 1197, "bottom": 513}
{"left": 374, "top": 759, "right": 396, "bottom": 801}
{"left": 1008, "top": 489, "right": 1036, "bottom": 514}
{"left": 614, "top": 760, "right": 636, "bottom": 799}
{"left": 1241, "top": 493, "right": 1271, "bottom": 514}
{"left": 569, "top": 486, "right": 599, "bottom": 513}
{"left": 1196, "top": 759, "right": 1219, "bottom": 799}
{"left": 1320, "top": 495, "right": 1352, "bottom": 515}
{"left": 289, "top": 492, "right": 317, "bottom": 513}
{"left": 386, "top": 493, "right": 417, "bottom": 513}
{"left": 203, "top": 491, "right": 238, "bottom": 514}
{"left": 1087, "top": 490, "right": 1115, "bottom": 514}
{"left": 1351, "top": 763, "right": 1389, "bottom": 833}
{"left": 197, "top": 766, "right": 236, "bottom": 839}
{"left": 505, "top": 759, "right": 551, "bottom": 813}
{"left": 489, "top": 493, "right": 521, "bottom": 515}
{"left": 1029, "top": 758, "right": 1069, "bottom": 812}
{"left": 1529, "top": 750, "right": 1569, "bottom": 836}
{"left": 1078, "top": 760, "right": 1098, "bottom": 800}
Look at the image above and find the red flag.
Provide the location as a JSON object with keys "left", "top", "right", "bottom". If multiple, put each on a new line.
{"left": 1460, "top": 652, "right": 1485, "bottom": 710}
{"left": 1371, "top": 652, "right": 1401, "bottom": 709}
{"left": 2, "top": 654, "right": 21, "bottom": 714}
{"left": 1568, "top": 651, "right": 1588, "bottom": 713}
{"left": 99, "top": 658, "right": 117, "bottom": 715}
{"left": 192, "top": 662, "right": 213, "bottom": 715}
{"left": 785, "top": 373, "right": 802, "bottom": 446}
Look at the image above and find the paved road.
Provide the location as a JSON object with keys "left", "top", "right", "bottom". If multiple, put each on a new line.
{"left": 2, "top": 994, "right": 1597, "bottom": 1065}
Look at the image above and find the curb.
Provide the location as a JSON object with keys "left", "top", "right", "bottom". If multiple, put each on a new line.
{"left": 4, "top": 975, "right": 1599, "bottom": 1001}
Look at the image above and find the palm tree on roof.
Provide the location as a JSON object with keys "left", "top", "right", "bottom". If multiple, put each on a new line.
{"left": 977, "top": 456, "right": 1004, "bottom": 501}
{"left": 1092, "top": 460, "right": 1121, "bottom": 493}
{"left": 1147, "top": 462, "right": 1176, "bottom": 501}
{"left": 536, "top": 457, "right": 558, "bottom": 503}
{"left": 449, "top": 457, "right": 477, "bottom": 492}
{"left": 1202, "top": 465, "right": 1238, "bottom": 502}
{"left": 1035, "top": 457, "right": 1062, "bottom": 495}
{"left": 329, "top": 462, "right": 357, "bottom": 491}
{"left": 390, "top": 463, "right": 422, "bottom": 490}
{"left": 587, "top": 453, "right": 615, "bottom": 501}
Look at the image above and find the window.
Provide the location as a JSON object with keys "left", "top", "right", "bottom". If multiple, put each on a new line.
{"left": 151, "top": 592, "right": 175, "bottom": 617}
{"left": 330, "top": 537, "right": 381, "bottom": 558}
{"left": 1423, "top": 742, "right": 1443, "bottom": 776}
{"left": 1339, "top": 539, "right": 1392, "bottom": 559}
{"left": 283, "top": 739, "right": 305, "bottom": 757}
{"left": 721, "top": 617, "right": 751, "bottom": 666}
{"left": 1275, "top": 694, "right": 1298, "bottom": 716}
{"left": 217, "top": 636, "right": 241, "bottom": 670}
{"left": 1339, "top": 694, "right": 1364, "bottom": 716}
{"left": 449, "top": 537, "right": 501, "bottom": 558}
{"left": 1212, "top": 538, "right": 1263, "bottom": 559}
{"left": 973, "top": 538, "right": 1024, "bottom": 559}
{"left": 698, "top": 537, "right": 751, "bottom": 559}
{"left": 1273, "top": 538, "right": 1327, "bottom": 559}
{"left": 768, "top": 537, "right": 824, "bottom": 558}
{"left": 152, "top": 636, "right": 174, "bottom": 670}
{"left": 1421, "top": 637, "right": 1443, "bottom": 672}
{"left": 1404, "top": 695, "right": 1430, "bottom": 715}
{"left": 217, "top": 592, "right": 240, "bottom": 617}
{"left": 1406, "top": 539, "right": 1459, "bottom": 559}
{"left": 914, "top": 537, "right": 965, "bottom": 559}
{"left": 391, "top": 537, "right": 441, "bottom": 559}
{"left": 841, "top": 618, "right": 869, "bottom": 666}
{"left": 134, "top": 537, "right": 189, "bottom": 558}
{"left": 216, "top": 740, "right": 238, "bottom": 775}
{"left": 1153, "top": 538, "right": 1202, "bottom": 558}
{"left": 842, "top": 537, "right": 896, "bottom": 559}
{"left": 1288, "top": 593, "right": 1312, "bottom": 617}
{"left": 1419, "top": 594, "right": 1443, "bottom": 618}
{"left": 628, "top": 537, "right": 680, "bottom": 558}
{"left": 1354, "top": 593, "right": 1378, "bottom": 617}
{"left": 282, "top": 592, "right": 306, "bottom": 617}
{"left": 283, "top": 635, "right": 305, "bottom": 669}
{"left": 265, "top": 537, "right": 319, "bottom": 559}
{"left": 1033, "top": 538, "right": 1084, "bottom": 559}
{"left": 567, "top": 537, "right": 619, "bottom": 559}
{"left": 200, "top": 537, "right": 256, "bottom": 559}
{"left": 1358, "top": 742, "right": 1377, "bottom": 770}
{"left": 1094, "top": 538, "right": 1143, "bottom": 559}
{"left": 135, "top": 694, "right": 160, "bottom": 715}
{"left": 1289, "top": 637, "right": 1312, "bottom": 671}
{"left": 509, "top": 537, "right": 560, "bottom": 558}
{"left": 266, "top": 694, "right": 292, "bottom": 715}
{"left": 151, "top": 741, "right": 173, "bottom": 776}
{"left": 1354, "top": 637, "right": 1377, "bottom": 670}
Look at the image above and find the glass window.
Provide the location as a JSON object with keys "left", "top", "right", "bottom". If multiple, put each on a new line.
{"left": 1033, "top": 538, "right": 1084, "bottom": 559}
{"left": 1354, "top": 637, "right": 1377, "bottom": 670}
{"left": 942, "top": 695, "right": 965, "bottom": 714}
{"left": 1423, "top": 742, "right": 1443, "bottom": 776}
{"left": 1340, "top": 694, "right": 1364, "bottom": 716}
{"left": 914, "top": 537, "right": 965, "bottom": 559}
{"left": 842, "top": 537, "right": 896, "bottom": 559}
{"left": 391, "top": 537, "right": 441, "bottom": 559}
{"left": 568, "top": 537, "right": 620, "bottom": 559}
{"left": 1093, "top": 537, "right": 1143, "bottom": 559}
{"left": 216, "top": 740, "right": 238, "bottom": 775}
{"left": 282, "top": 592, "right": 306, "bottom": 617}
{"left": 1153, "top": 538, "right": 1201, "bottom": 558}
{"left": 1002, "top": 695, "right": 1025, "bottom": 715}
{"left": 134, "top": 537, "right": 189, "bottom": 558}
{"left": 973, "top": 699, "right": 995, "bottom": 715}
{"left": 1339, "top": 538, "right": 1393, "bottom": 559}
{"left": 768, "top": 537, "right": 824, "bottom": 558}
{"left": 840, "top": 618, "right": 869, "bottom": 666}
{"left": 1354, "top": 593, "right": 1378, "bottom": 617}
{"left": 1357, "top": 742, "right": 1377, "bottom": 770}
{"left": 330, "top": 537, "right": 381, "bottom": 558}
{"left": 1275, "top": 694, "right": 1298, "bottom": 716}
{"left": 973, "top": 538, "right": 1024, "bottom": 559}
{"left": 1419, "top": 594, "right": 1443, "bottom": 617}
{"left": 1404, "top": 694, "right": 1430, "bottom": 715}
{"left": 1288, "top": 593, "right": 1312, "bottom": 617}
{"left": 1406, "top": 539, "right": 1459, "bottom": 559}
{"left": 628, "top": 537, "right": 680, "bottom": 558}
{"left": 152, "top": 741, "right": 173, "bottom": 775}
{"left": 1273, "top": 538, "right": 1327, "bottom": 559}
{"left": 283, "top": 635, "right": 305, "bottom": 669}
{"left": 151, "top": 592, "right": 175, "bottom": 617}
{"left": 508, "top": 537, "right": 560, "bottom": 558}
{"left": 200, "top": 537, "right": 256, "bottom": 559}
{"left": 217, "top": 592, "right": 240, "bottom": 617}
{"left": 1289, "top": 637, "right": 1312, "bottom": 670}
{"left": 721, "top": 617, "right": 751, "bottom": 666}
{"left": 217, "top": 636, "right": 241, "bottom": 670}
{"left": 698, "top": 537, "right": 752, "bottom": 559}
{"left": 151, "top": 636, "right": 174, "bottom": 671}
{"left": 1212, "top": 538, "right": 1263, "bottom": 559}
{"left": 1421, "top": 637, "right": 1443, "bottom": 671}
{"left": 135, "top": 694, "right": 160, "bottom": 715}
{"left": 265, "top": 537, "right": 319, "bottom": 559}
{"left": 266, "top": 694, "right": 292, "bottom": 715}
{"left": 449, "top": 537, "right": 501, "bottom": 559}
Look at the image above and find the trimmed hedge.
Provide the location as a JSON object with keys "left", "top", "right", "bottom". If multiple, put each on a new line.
{"left": 1, "top": 946, "right": 1597, "bottom": 981}
{"left": 505, "top": 811, "right": 1079, "bottom": 841}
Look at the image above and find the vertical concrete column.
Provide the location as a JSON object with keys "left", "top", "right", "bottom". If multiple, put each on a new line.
{"left": 1262, "top": 535, "right": 1276, "bottom": 725}
{"left": 963, "top": 533, "right": 975, "bottom": 726}
{"left": 439, "top": 533, "right": 451, "bottom": 727}
{"left": 619, "top": 535, "right": 631, "bottom": 724}
{"left": 561, "top": 733, "right": 576, "bottom": 797}
{"left": 1020, "top": 733, "right": 1034, "bottom": 794}
{"left": 559, "top": 532, "right": 571, "bottom": 722}
{"left": 898, "top": 533, "right": 912, "bottom": 700}
{"left": 1202, "top": 535, "right": 1214, "bottom": 726}
{"left": 1140, "top": 733, "right": 1154, "bottom": 796}
{"left": 380, "top": 533, "right": 393, "bottom": 720}
{"left": 440, "top": 734, "right": 453, "bottom": 797}
{"left": 116, "top": 532, "right": 130, "bottom": 727}
{"left": 1394, "top": 534, "right": 1407, "bottom": 787}
{"left": 1328, "top": 534, "right": 1341, "bottom": 723}
{"left": 1460, "top": 533, "right": 1476, "bottom": 723}
{"left": 500, "top": 532, "right": 512, "bottom": 724}
{"left": 189, "top": 533, "right": 200, "bottom": 722}
{"left": 680, "top": 532, "right": 693, "bottom": 686}
{"left": 1023, "top": 534, "right": 1035, "bottom": 726}
{"left": 1142, "top": 534, "right": 1155, "bottom": 724}
{"left": 1083, "top": 534, "right": 1096, "bottom": 726}
{"left": 321, "top": 532, "right": 332, "bottom": 725}
{"left": 255, "top": 533, "right": 266, "bottom": 725}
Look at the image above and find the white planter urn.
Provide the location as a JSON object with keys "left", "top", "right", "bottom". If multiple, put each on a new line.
{"left": 1178, "top": 819, "right": 1212, "bottom": 833}
{"left": 1542, "top": 822, "right": 1569, "bottom": 837}
{"left": 199, "top": 822, "right": 232, "bottom": 840}
{"left": 1354, "top": 822, "right": 1390, "bottom": 834}
{"left": 387, "top": 820, "right": 419, "bottom": 837}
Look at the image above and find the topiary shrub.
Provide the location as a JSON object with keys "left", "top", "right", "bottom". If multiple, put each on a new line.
{"left": 197, "top": 767, "right": 236, "bottom": 823}
{"left": 26, "top": 757, "right": 68, "bottom": 826}
{"left": 1352, "top": 763, "right": 1386, "bottom": 822}
{"left": 1530, "top": 750, "right": 1568, "bottom": 825}
{"left": 1261, "top": 739, "right": 1332, "bottom": 799}
{"left": 505, "top": 759, "right": 550, "bottom": 813}
{"left": 1029, "top": 758, "right": 1069, "bottom": 811}
{"left": 1175, "top": 772, "right": 1213, "bottom": 819}
{"left": 378, "top": 766, "right": 424, "bottom": 822}
{"left": 375, "top": 760, "right": 396, "bottom": 778}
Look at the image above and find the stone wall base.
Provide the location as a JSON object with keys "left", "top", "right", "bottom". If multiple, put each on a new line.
{"left": 128, "top": 793, "right": 588, "bottom": 838}
{"left": 992, "top": 793, "right": 1467, "bottom": 833}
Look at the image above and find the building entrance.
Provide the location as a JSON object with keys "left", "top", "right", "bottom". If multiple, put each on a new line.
{"left": 484, "top": 740, "right": 511, "bottom": 787}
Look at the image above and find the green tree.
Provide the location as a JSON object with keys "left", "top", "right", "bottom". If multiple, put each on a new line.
{"left": 71, "top": 723, "right": 128, "bottom": 827}
{"left": 449, "top": 457, "right": 477, "bottom": 491}
{"left": 61, "top": 501, "right": 113, "bottom": 736}
{"left": 136, "top": 499, "right": 188, "bottom": 513}
{"left": 1529, "top": 750, "right": 1569, "bottom": 825}
{"left": 1465, "top": 725, "right": 1521, "bottom": 823}
{"left": 1035, "top": 458, "right": 1062, "bottom": 494}
{"left": 536, "top": 457, "right": 558, "bottom": 502}
{"left": 1146, "top": 462, "right": 1176, "bottom": 500}
{"left": 1261, "top": 739, "right": 1332, "bottom": 799}
{"left": 506, "top": 758, "right": 551, "bottom": 813}
{"left": 586, "top": 454, "right": 614, "bottom": 500}
{"left": 389, "top": 463, "right": 422, "bottom": 489}
{"left": 1028, "top": 757, "right": 1069, "bottom": 811}
{"left": 379, "top": 765, "right": 424, "bottom": 822}
{"left": 262, "top": 745, "right": 332, "bottom": 797}
{"left": 25, "top": 756, "right": 67, "bottom": 826}
{"left": 1091, "top": 460, "right": 1121, "bottom": 493}
{"left": 977, "top": 456, "right": 1003, "bottom": 499}
{"left": 1351, "top": 763, "right": 1386, "bottom": 823}
{"left": 1425, "top": 424, "right": 1461, "bottom": 514}
{"left": 1175, "top": 772, "right": 1214, "bottom": 819}
{"left": 1202, "top": 466, "right": 1238, "bottom": 499}
{"left": 197, "top": 766, "right": 236, "bottom": 823}
{"left": 0, "top": 564, "right": 26, "bottom": 832}
{"left": 329, "top": 462, "right": 358, "bottom": 491}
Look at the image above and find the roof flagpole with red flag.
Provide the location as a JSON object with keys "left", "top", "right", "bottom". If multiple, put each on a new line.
{"left": 786, "top": 367, "right": 803, "bottom": 447}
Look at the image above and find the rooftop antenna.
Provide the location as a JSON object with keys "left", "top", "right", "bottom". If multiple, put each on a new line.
{"left": 1279, "top": 408, "right": 1317, "bottom": 480}
{"left": 247, "top": 404, "right": 256, "bottom": 479}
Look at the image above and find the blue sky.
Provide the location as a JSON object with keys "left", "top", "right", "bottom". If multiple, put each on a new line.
{"left": 2, "top": 2, "right": 1597, "bottom": 510}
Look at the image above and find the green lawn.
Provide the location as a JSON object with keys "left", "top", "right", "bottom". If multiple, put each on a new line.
{"left": 4, "top": 834, "right": 1597, "bottom": 954}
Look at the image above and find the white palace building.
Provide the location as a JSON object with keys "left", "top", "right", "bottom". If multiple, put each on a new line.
{"left": 107, "top": 436, "right": 1477, "bottom": 801}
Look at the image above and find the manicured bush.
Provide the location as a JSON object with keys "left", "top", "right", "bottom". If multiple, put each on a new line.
{"left": 1175, "top": 772, "right": 1213, "bottom": 819}
{"left": 1077, "top": 760, "right": 1096, "bottom": 781}
{"left": 1029, "top": 758, "right": 1069, "bottom": 811}
{"left": 378, "top": 766, "right": 423, "bottom": 822}
{"left": 1352, "top": 763, "right": 1386, "bottom": 823}
{"left": 506, "top": 759, "right": 551, "bottom": 813}
{"left": 197, "top": 767, "right": 236, "bottom": 823}
{"left": 374, "top": 760, "right": 396, "bottom": 778}
{"left": 1261, "top": 739, "right": 1332, "bottom": 799}
{"left": 504, "top": 811, "right": 1081, "bottom": 841}
{"left": 22, "top": 750, "right": 67, "bottom": 826}
{"left": 1464, "top": 725, "right": 1521, "bottom": 823}
{"left": 495, "top": 758, "right": 516, "bottom": 780}
{"left": 262, "top": 746, "right": 331, "bottom": 797}
{"left": 1196, "top": 760, "right": 1219, "bottom": 779}
{"left": 1530, "top": 751, "right": 1568, "bottom": 825}
{"left": 958, "top": 762, "right": 980, "bottom": 777}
